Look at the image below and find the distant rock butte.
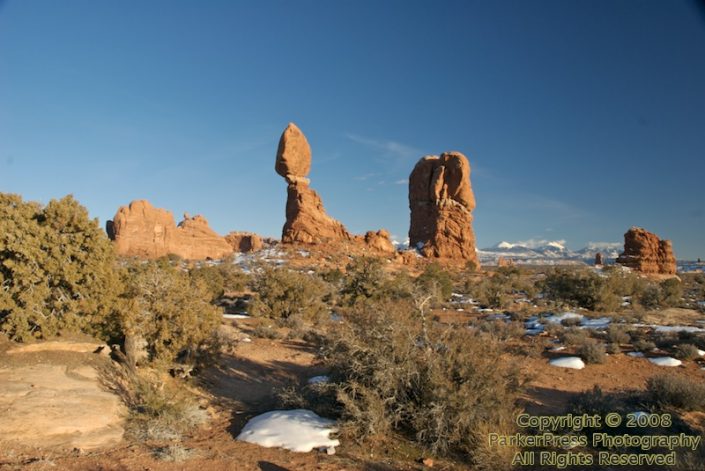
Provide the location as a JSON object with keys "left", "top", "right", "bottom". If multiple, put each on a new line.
{"left": 408, "top": 152, "right": 479, "bottom": 264}
{"left": 616, "top": 227, "right": 676, "bottom": 275}
{"left": 225, "top": 231, "right": 264, "bottom": 253}
{"left": 276, "top": 123, "right": 394, "bottom": 253}
{"left": 107, "top": 200, "right": 232, "bottom": 260}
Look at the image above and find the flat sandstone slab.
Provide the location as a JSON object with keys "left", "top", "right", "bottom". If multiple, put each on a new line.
{"left": 0, "top": 362, "right": 124, "bottom": 450}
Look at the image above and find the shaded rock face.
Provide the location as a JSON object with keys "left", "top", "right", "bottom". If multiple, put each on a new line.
{"left": 225, "top": 231, "right": 264, "bottom": 253}
{"left": 408, "top": 152, "right": 479, "bottom": 263}
{"left": 107, "top": 200, "right": 232, "bottom": 260}
{"left": 616, "top": 227, "right": 676, "bottom": 275}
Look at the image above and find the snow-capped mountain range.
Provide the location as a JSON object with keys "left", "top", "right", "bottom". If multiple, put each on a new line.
{"left": 477, "top": 240, "right": 622, "bottom": 265}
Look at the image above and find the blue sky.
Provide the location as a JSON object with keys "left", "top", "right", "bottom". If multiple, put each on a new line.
{"left": 1, "top": 0, "right": 704, "bottom": 258}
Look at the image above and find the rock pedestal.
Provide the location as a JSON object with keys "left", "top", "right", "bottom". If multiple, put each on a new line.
{"left": 408, "top": 152, "right": 479, "bottom": 264}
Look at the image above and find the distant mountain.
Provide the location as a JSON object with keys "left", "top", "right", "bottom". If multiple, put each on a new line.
{"left": 477, "top": 240, "right": 622, "bottom": 265}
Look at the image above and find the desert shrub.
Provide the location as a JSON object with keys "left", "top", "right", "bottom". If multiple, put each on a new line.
{"left": 541, "top": 268, "right": 619, "bottom": 311}
{"left": 249, "top": 267, "right": 328, "bottom": 323}
{"left": 577, "top": 342, "right": 606, "bottom": 364}
{"left": 659, "top": 278, "right": 683, "bottom": 307}
{"left": 252, "top": 323, "right": 281, "bottom": 339}
{"left": 478, "top": 320, "right": 525, "bottom": 340}
{"left": 121, "top": 259, "right": 221, "bottom": 367}
{"left": 606, "top": 343, "right": 621, "bottom": 354}
{"left": 468, "top": 267, "right": 537, "bottom": 310}
{"left": 101, "top": 364, "right": 208, "bottom": 442}
{"left": 340, "top": 256, "right": 387, "bottom": 305}
{"left": 606, "top": 325, "right": 631, "bottom": 344}
{"left": 316, "top": 300, "right": 522, "bottom": 468}
{"left": 632, "top": 338, "right": 656, "bottom": 352}
{"left": 646, "top": 374, "right": 705, "bottom": 411}
{"left": 561, "top": 316, "right": 582, "bottom": 327}
{"left": 638, "top": 279, "right": 683, "bottom": 310}
{"left": 560, "top": 327, "right": 592, "bottom": 346}
{"left": 0, "top": 193, "right": 122, "bottom": 341}
{"left": 674, "top": 343, "right": 701, "bottom": 360}
{"left": 415, "top": 263, "right": 453, "bottom": 305}
{"left": 153, "top": 444, "right": 194, "bottom": 462}
{"left": 189, "top": 261, "right": 248, "bottom": 302}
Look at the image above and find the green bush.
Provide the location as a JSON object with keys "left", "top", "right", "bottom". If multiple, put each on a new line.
{"left": 646, "top": 374, "right": 705, "bottom": 411}
{"left": 316, "top": 299, "right": 522, "bottom": 469}
{"left": 415, "top": 262, "right": 453, "bottom": 305}
{"left": 340, "top": 257, "right": 387, "bottom": 305}
{"left": 541, "top": 268, "right": 619, "bottom": 311}
{"left": 249, "top": 267, "right": 328, "bottom": 323}
{"left": 121, "top": 259, "right": 221, "bottom": 367}
{"left": 189, "top": 261, "right": 249, "bottom": 302}
{"left": 0, "top": 193, "right": 122, "bottom": 341}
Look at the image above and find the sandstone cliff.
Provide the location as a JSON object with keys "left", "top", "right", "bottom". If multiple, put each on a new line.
{"left": 107, "top": 200, "right": 232, "bottom": 260}
{"left": 616, "top": 227, "right": 677, "bottom": 275}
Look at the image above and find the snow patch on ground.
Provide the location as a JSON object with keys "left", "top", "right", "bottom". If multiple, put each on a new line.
{"left": 237, "top": 409, "right": 339, "bottom": 453}
{"left": 549, "top": 357, "right": 585, "bottom": 369}
{"left": 648, "top": 357, "right": 682, "bottom": 367}
{"left": 223, "top": 313, "right": 250, "bottom": 319}
{"left": 307, "top": 375, "right": 329, "bottom": 385}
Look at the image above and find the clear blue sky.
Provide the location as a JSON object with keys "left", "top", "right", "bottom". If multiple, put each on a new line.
{"left": 1, "top": 0, "right": 704, "bottom": 258}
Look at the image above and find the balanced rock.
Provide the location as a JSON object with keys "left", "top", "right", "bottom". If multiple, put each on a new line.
{"left": 616, "top": 227, "right": 676, "bottom": 275}
{"left": 276, "top": 123, "right": 352, "bottom": 244}
{"left": 225, "top": 231, "right": 264, "bottom": 253}
{"left": 408, "top": 152, "right": 479, "bottom": 263}
{"left": 107, "top": 200, "right": 232, "bottom": 260}
{"left": 276, "top": 123, "right": 312, "bottom": 182}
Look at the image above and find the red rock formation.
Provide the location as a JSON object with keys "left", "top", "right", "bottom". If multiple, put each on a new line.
{"left": 616, "top": 227, "right": 677, "bottom": 275}
{"left": 408, "top": 152, "right": 479, "bottom": 264}
{"left": 595, "top": 252, "right": 604, "bottom": 266}
{"left": 363, "top": 230, "right": 395, "bottom": 253}
{"left": 276, "top": 123, "right": 352, "bottom": 244}
{"left": 107, "top": 200, "right": 232, "bottom": 260}
{"left": 497, "top": 256, "right": 514, "bottom": 268}
{"left": 225, "top": 232, "right": 263, "bottom": 253}
{"left": 276, "top": 123, "right": 394, "bottom": 253}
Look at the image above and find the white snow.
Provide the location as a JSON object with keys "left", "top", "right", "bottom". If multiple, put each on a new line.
{"left": 632, "top": 324, "right": 705, "bottom": 333}
{"left": 236, "top": 409, "right": 339, "bottom": 453}
{"left": 544, "top": 312, "right": 583, "bottom": 324}
{"left": 549, "top": 357, "right": 585, "bottom": 369}
{"left": 307, "top": 375, "right": 329, "bottom": 385}
{"left": 223, "top": 313, "right": 250, "bottom": 319}
{"left": 648, "top": 357, "right": 682, "bottom": 367}
{"left": 698, "top": 349, "right": 705, "bottom": 357}
{"left": 627, "top": 352, "right": 645, "bottom": 358}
